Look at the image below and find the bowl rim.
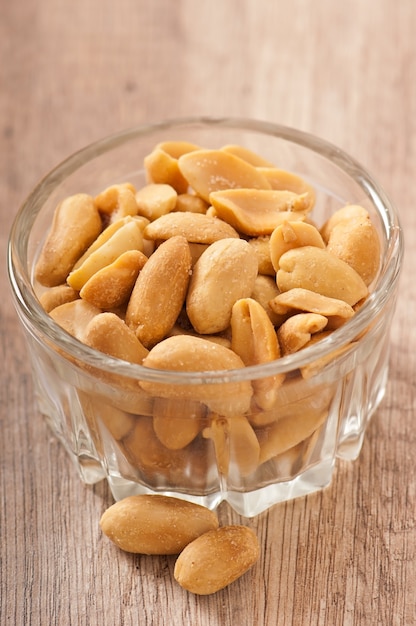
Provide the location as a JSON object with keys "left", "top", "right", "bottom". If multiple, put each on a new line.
{"left": 7, "top": 116, "right": 404, "bottom": 384}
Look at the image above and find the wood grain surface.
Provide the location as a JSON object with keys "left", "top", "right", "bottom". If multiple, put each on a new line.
{"left": 1, "top": 1, "right": 415, "bottom": 624}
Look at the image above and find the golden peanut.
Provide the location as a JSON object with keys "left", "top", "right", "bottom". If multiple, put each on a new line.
{"left": 67, "top": 218, "right": 144, "bottom": 291}
{"left": 209, "top": 188, "right": 310, "bottom": 236}
{"left": 231, "top": 298, "right": 284, "bottom": 410}
{"left": 95, "top": 183, "right": 138, "bottom": 222}
{"left": 257, "top": 167, "right": 316, "bottom": 209}
{"left": 152, "top": 397, "right": 206, "bottom": 450}
{"left": 269, "top": 221, "right": 325, "bottom": 271}
{"left": 269, "top": 287, "right": 355, "bottom": 330}
{"left": 326, "top": 215, "right": 380, "bottom": 285}
{"left": 320, "top": 204, "right": 370, "bottom": 242}
{"left": 277, "top": 246, "right": 368, "bottom": 306}
{"left": 247, "top": 236, "right": 275, "bottom": 275}
{"left": 203, "top": 414, "right": 260, "bottom": 477}
{"left": 140, "top": 335, "right": 253, "bottom": 417}
{"left": 178, "top": 149, "right": 272, "bottom": 202}
{"left": 143, "top": 211, "right": 239, "bottom": 244}
{"left": 79, "top": 249, "right": 147, "bottom": 309}
{"left": 277, "top": 313, "right": 328, "bottom": 355}
{"left": 174, "top": 525, "right": 260, "bottom": 595}
{"left": 83, "top": 312, "right": 149, "bottom": 364}
{"left": 49, "top": 299, "right": 101, "bottom": 341}
{"left": 35, "top": 193, "right": 102, "bottom": 287}
{"left": 175, "top": 193, "right": 209, "bottom": 214}
{"left": 135, "top": 183, "right": 177, "bottom": 220}
{"left": 100, "top": 494, "right": 219, "bottom": 555}
{"left": 125, "top": 236, "right": 192, "bottom": 348}
{"left": 186, "top": 238, "right": 258, "bottom": 334}
{"left": 144, "top": 147, "right": 192, "bottom": 194}
{"left": 38, "top": 284, "right": 79, "bottom": 313}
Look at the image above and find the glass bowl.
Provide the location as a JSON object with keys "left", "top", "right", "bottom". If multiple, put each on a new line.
{"left": 7, "top": 117, "right": 403, "bottom": 517}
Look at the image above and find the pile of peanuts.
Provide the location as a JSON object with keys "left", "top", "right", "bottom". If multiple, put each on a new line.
{"left": 34, "top": 140, "right": 381, "bottom": 486}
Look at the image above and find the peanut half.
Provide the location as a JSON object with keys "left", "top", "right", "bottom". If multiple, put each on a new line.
{"left": 174, "top": 525, "right": 260, "bottom": 595}
{"left": 100, "top": 494, "right": 219, "bottom": 555}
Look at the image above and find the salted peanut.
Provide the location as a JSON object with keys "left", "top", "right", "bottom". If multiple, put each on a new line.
{"left": 125, "top": 236, "right": 192, "bottom": 348}
{"left": 175, "top": 193, "right": 209, "bottom": 214}
{"left": 95, "top": 183, "right": 138, "bottom": 222}
{"left": 49, "top": 299, "right": 101, "bottom": 341}
{"left": 100, "top": 494, "right": 219, "bottom": 555}
{"left": 174, "top": 525, "right": 259, "bottom": 595}
{"left": 140, "top": 335, "right": 253, "bottom": 417}
{"left": 144, "top": 148, "right": 194, "bottom": 195}
{"left": 269, "top": 221, "right": 325, "bottom": 271}
{"left": 83, "top": 312, "right": 149, "bottom": 364}
{"left": 67, "top": 218, "right": 144, "bottom": 291}
{"left": 231, "top": 298, "right": 284, "bottom": 410}
{"left": 221, "top": 144, "right": 275, "bottom": 167}
{"left": 80, "top": 249, "right": 147, "bottom": 309}
{"left": 258, "top": 167, "right": 316, "bottom": 209}
{"left": 203, "top": 414, "right": 260, "bottom": 477}
{"left": 250, "top": 275, "right": 285, "bottom": 326}
{"left": 134, "top": 183, "right": 177, "bottom": 220}
{"left": 257, "top": 405, "right": 329, "bottom": 464}
{"left": 277, "top": 246, "right": 368, "bottom": 306}
{"left": 210, "top": 188, "right": 310, "bottom": 236}
{"left": 168, "top": 324, "right": 232, "bottom": 349}
{"left": 277, "top": 313, "right": 328, "bottom": 355}
{"left": 269, "top": 287, "right": 355, "bottom": 330}
{"left": 35, "top": 194, "right": 102, "bottom": 287}
{"left": 187, "top": 238, "right": 258, "bottom": 334}
{"left": 326, "top": 216, "right": 381, "bottom": 285}
{"left": 247, "top": 236, "right": 275, "bottom": 275}
{"left": 153, "top": 397, "right": 206, "bottom": 450}
{"left": 178, "top": 149, "right": 272, "bottom": 202}
{"left": 144, "top": 211, "right": 239, "bottom": 244}
{"left": 38, "top": 284, "right": 79, "bottom": 313}
{"left": 320, "top": 204, "right": 370, "bottom": 242}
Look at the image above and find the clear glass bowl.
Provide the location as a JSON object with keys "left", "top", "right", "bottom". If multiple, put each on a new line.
{"left": 7, "top": 118, "right": 403, "bottom": 517}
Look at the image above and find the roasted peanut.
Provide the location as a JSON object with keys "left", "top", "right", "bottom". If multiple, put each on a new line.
{"left": 38, "top": 284, "right": 79, "bottom": 313}
{"left": 175, "top": 193, "right": 209, "bottom": 214}
{"left": 144, "top": 141, "right": 200, "bottom": 194}
{"left": 247, "top": 235, "right": 275, "bottom": 275}
{"left": 209, "top": 188, "right": 310, "bottom": 236}
{"left": 277, "top": 246, "right": 368, "bottom": 306}
{"left": 140, "top": 335, "right": 253, "bottom": 417}
{"left": 250, "top": 274, "right": 285, "bottom": 326}
{"left": 152, "top": 397, "right": 206, "bottom": 450}
{"left": 320, "top": 204, "right": 370, "bottom": 242}
{"left": 79, "top": 249, "right": 147, "bottom": 309}
{"left": 277, "top": 313, "right": 328, "bottom": 355}
{"left": 135, "top": 183, "right": 177, "bottom": 220}
{"left": 203, "top": 414, "right": 260, "bottom": 477}
{"left": 126, "top": 236, "right": 192, "bottom": 348}
{"left": 35, "top": 193, "right": 102, "bottom": 287}
{"left": 269, "top": 220, "right": 325, "bottom": 271}
{"left": 221, "top": 144, "right": 275, "bottom": 167}
{"left": 83, "top": 312, "right": 149, "bottom": 364}
{"left": 95, "top": 183, "right": 138, "bottom": 222}
{"left": 231, "top": 298, "right": 284, "bottom": 409}
{"left": 186, "top": 238, "right": 258, "bottom": 334}
{"left": 174, "top": 525, "right": 260, "bottom": 595}
{"left": 178, "top": 149, "right": 271, "bottom": 202}
{"left": 258, "top": 167, "right": 316, "bottom": 209}
{"left": 143, "top": 211, "right": 239, "bottom": 244}
{"left": 49, "top": 299, "right": 101, "bottom": 341}
{"left": 100, "top": 494, "right": 219, "bottom": 555}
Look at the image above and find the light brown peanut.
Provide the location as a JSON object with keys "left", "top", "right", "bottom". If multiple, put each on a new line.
{"left": 79, "top": 249, "right": 147, "bottom": 309}
{"left": 35, "top": 193, "right": 102, "bottom": 287}
{"left": 277, "top": 313, "right": 328, "bottom": 355}
{"left": 49, "top": 299, "right": 101, "bottom": 341}
{"left": 209, "top": 188, "right": 310, "bottom": 236}
{"left": 178, "top": 149, "right": 272, "bottom": 202}
{"left": 95, "top": 183, "right": 138, "bottom": 222}
{"left": 258, "top": 167, "right": 316, "bottom": 209}
{"left": 186, "top": 238, "right": 258, "bottom": 334}
{"left": 135, "top": 183, "right": 178, "bottom": 220}
{"left": 100, "top": 494, "right": 219, "bottom": 555}
{"left": 247, "top": 235, "right": 275, "bottom": 275}
{"left": 152, "top": 397, "right": 206, "bottom": 450}
{"left": 126, "top": 235, "right": 192, "bottom": 348}
{"left": 143, "top": 211, "right": 239, "bottom": 244}
{"left": 269, "top": 220, "right": 325, "bottom": 271}
{"left": 140, "top": 335, "right": 253, "bottom": 417}
{"left": 83, "top": 312, "right": 149, "bottom": 364}
{"left": 38, "top": 284, "right": 79, "bottom": 313}
{"left": 174, "top": 525, "right": 260, "bottom": 595}
{"left": 221, "top": 144, "right": 275, "bottom": 167}
{"left": 144, "top": 141, "right": 200, "bottom": 194}
{"left": 277, "top": 246, "right": 368, "bottom": 306}
{"left": 175, "top": 193, "right": 209, "bottom": 214}
{"left": 320, "top": 204, "right": 370, "bottom": 242}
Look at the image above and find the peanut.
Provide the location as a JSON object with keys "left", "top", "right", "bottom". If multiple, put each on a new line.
{"left": 174, "top": 525, "right": 259, "bottom": 595}
{"left": 277, "top": 313, "right": 328, "bottom": 355}
{"left": 100, "top": 494, "right": 219, "bottom": 555}
{"left": 83, "top": 312, "right": 149, "bottom": 364}
{"left": 35, "top": 193, "right": 102, "bottom": 287}
{"left": 135, "top": 183, "right": 177, "bottom": 220}
{"left": 186, "top": 238, "right": 258, "bottom": 334}
{"left": 269, "top": 220, "right": 325, "bottom": 271}
{"left": 143, "top": 211, "right": 239, "bottom": 244}
{"left": 95, "top": 183, "right": 138, "bottom": 222}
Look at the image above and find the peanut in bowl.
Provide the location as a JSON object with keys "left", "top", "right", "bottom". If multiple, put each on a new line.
{"left": 7, "top": 117, "right": 403, "bottom": 517}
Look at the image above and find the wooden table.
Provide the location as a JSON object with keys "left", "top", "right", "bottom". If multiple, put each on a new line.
{"left": 1, "top": 1, "right": 415, "bottom": 624}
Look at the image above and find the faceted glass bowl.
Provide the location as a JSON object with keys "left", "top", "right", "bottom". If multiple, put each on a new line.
{"left": 7, "top": 118, "right": 403, "bottom": 517}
